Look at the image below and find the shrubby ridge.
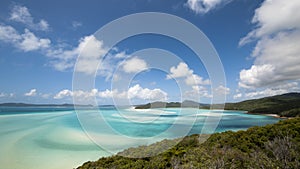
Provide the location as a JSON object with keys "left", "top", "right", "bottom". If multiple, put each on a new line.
{"left": 135, "top": 93, "right": 300, "bottom": 117}
{"left": 78, "top": 118, "right": 300, "bottom": 169}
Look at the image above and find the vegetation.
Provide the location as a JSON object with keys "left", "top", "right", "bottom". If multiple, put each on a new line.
{"left": 279, "top": 108, "right": 300, "bottom": 117}
{"left": 78, "top": 118, "right": 300, "bottom": 169}
{"left": 224, "top": 93, "right": 300, "bottom": 116}
{"left": 135, "top": 100, "right": 209, "bottom": 109}
{"left": 135, "top": 93, "right": 300, "bottom": 117}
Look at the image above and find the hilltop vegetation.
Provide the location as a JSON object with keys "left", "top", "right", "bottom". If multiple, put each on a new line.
{"left": 135, "top": 93, "right": 300, "bottom": 117}
{"left": 135, "top": 100, "right": 209, "bottom": 109}
{"left": 224, "top": 93, "right": 300, "bottom": 117}
{"left": 78, "top": 118, "right": 300, "bottom": 169}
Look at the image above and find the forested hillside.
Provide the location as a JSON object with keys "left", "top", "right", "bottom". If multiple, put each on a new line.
{"left": 78, "top": 118, "right": 300, "bottom": 169}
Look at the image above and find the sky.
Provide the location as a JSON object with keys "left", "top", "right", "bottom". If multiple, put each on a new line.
{"left": 0, "top": 0, "right": 300, "bottom": 105}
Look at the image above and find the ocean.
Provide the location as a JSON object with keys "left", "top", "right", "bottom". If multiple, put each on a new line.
{"left": 0, "top": 106, "right": 280, "bottom": 169}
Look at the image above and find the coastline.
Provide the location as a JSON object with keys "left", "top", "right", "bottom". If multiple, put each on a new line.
{"left": 246, "top": 112, "right": 286, "bottom": 119}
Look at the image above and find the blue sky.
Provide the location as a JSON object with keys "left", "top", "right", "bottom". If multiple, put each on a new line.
{"left": 0, "top": 0, "right": 300, "bottom": 104}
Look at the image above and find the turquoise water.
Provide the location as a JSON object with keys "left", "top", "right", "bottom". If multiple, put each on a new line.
{"left": 0, "top": 106, "right": 280, "bottom": 169}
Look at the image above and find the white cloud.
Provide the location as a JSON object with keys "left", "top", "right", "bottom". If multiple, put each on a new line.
{"left": 184, "top": 85, "right": 212, "bottom": 100}
{"left": 46, "top": 35, "right": 108, "bottom": 74}
{"left": 167, "top": 62, "right": 193, "bottom": 79}
{"left": 54, "top": 85, "right": 167, "bottom": 102}
{"left": 239, "top": 0, "right": 300, "bottom": 45}
{"left": 239, "top": 64, "right": 275, "bottom": 89}
{"left": 1, "top": 5, "right": 148, "bottom": 80}
{"left": 114, "top": 51, "right": 129, "bottom": 59}
{"left": 185, "top": 74, "right": 210, "bottom": 86}
{"left": 0, "top": 93, "right": 15, "bottom": 98}
{"left": 54, "top": 89, "right": 100, "bottom": 100}
{"left": 0, "top": 24, "right": 21, "bottom": 43}
{"left": 0, "top": 23, "right": 125, "bottom": 77}
{"left": 121, "top": 57, "right": 148, "bottom": 74}
{"left": 233, "top": 93, "right": 242, "bottom": 100}
{"left": 25, "top": 89, "right": 37, "bottom": 96}
{"left": 185, "top": 0, "right": 231, "bottom": 14}
{"left": 245, "top": 88, "right": 285, "bottom": 99}
{"left": 98, "top": 89, "right": 127, "bottom": 99}
{"left": 167, "top": 62, "right": 210, "bottom": 86}
{"left": 98, "top": 89, "right": 117, "bottom": 98}
{"left": 127, "top": 84, "right": 168, "bottom": 101}
{"left": 242, "top": 82, "right": 300, "bottom": 99}
{"left": 19, "top": 29, "right": 51, "bottom": 51}
{"left": 214, "top": 85, "right": 230, "bottom": 95}
{"left": 9, "top": 4, "right": 49, "bottom": 31}
{"left": 0, "top": 25, "right": 51, "bottom": 52}
{"left": 54, "top": 89, "right": 72, "bottom": 99}
{"left": 239, "top": 0, "right": 300, "bottom": 89}
{"left": 75, "top": 35, "right": 109, "bottom": 74}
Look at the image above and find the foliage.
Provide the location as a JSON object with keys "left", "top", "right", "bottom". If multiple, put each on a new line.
{"left": 77, "top": 118, "right": 300, "bottom": 169}
{"left": 135, "top": 93, "right": 300, "bottom": 117}
{"left": 224, "top": 93, "right": 300, "bottom": 116}
{"left": 279, "top": 108, "right": 300, "bottom": 117}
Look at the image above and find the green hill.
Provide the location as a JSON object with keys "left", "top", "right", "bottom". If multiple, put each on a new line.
{"left": 77, "top": 118, "right": 300, "bottom": 169}
{"left": 135, "top": 100, "right": 209, "bottom": 109}
{"left": 135, "top": 93, "right": 300, "bottom": 117}
{"left": 224, "top": 93, "right": 300, "bottom": 117}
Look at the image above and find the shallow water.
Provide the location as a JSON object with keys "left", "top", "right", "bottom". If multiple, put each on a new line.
{"left": 0, "top": 106, "right": 279, "bottom": 169}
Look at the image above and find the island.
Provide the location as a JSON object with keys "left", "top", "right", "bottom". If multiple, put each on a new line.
{"left": 77, "top": 93, "right": 300, "bottom": 169}
{"left": 135, "top": 93, "right": 300, "bottom": 117}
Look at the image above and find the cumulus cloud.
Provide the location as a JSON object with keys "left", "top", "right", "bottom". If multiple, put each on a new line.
{"left": 127, "top": 84, "right": 168, "bottom": 101}
{"left": 25, "top": 89, "right": 37, "bottom": 96}
{"left": 121, "top": 57, "right": 148, "bottom": 74}
{"left": 239, "top": 0, "right": 300, "bottom": 45}
{"left": 0, "top": 25, "right": 51, "bottom": 52}
{"left": 167, "top": 62, "right": 193, "bottom": 79}
{"left": 245, "top": 82, "right": 300, "bottom": 99}
{"left": 0, "top": 24, "right": 21, "bottom": 43}
{"left": 74, "top": 35, "right": 109, "bottom": 74}
{"left": 233, "top": 93, "right": 242, "bottom": 100}
{"left": 19, "top": 29, "right": 51, "bottom": 51}
{"left": 185, "top": 74, "right": 210, "bottom": 86}
{"left": 238, "top": 82, "right": 300, "bottom": 99}
{"left": 239, "top": 0, "right": 300, "bottom": 89}
{"left": 45, "top": 35, "right": 110, "bottom": 74}
{"left": 214, "top": 85, "right": 230, "bottom": 95}
{"left": 54, "top": 85, "right": 168, "bottom": 102}
{"left": 98, "top": 89, "right": 126, "bottom": 99}
{"left": 184, "top": 85, "right": 212, "bottom": 100}
{"left": 9, "top": 4, "right": 49, "bottom": 31}
{"left": 185, "top": 0, "right": 231, "bottom": 14}
{"left": 1, "top": 5, "right": 133, "bottom": 79}
{"left": 239, "top": 64, "right": 275, "bottom": 89}
{"left": 53, "top": 89, "right": 72, "bottom": 99}
{"left": 0, "top": 22, "right": 127, "bottom": 77}
{"left": 167, "top": 62, "right": 210, "bottom": 86}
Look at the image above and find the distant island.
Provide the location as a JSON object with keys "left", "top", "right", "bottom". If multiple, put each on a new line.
{"left": 2, "top": 93, "right": 299, "bottom": 117}
{"left": 0, "top": 103, "right": 93, "bottom": 107}
{"left": 135, "top": 92, "right": 300, "bottom": 117}
{"left": 135, "top": 100, "right": 210, "bottom": 109}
